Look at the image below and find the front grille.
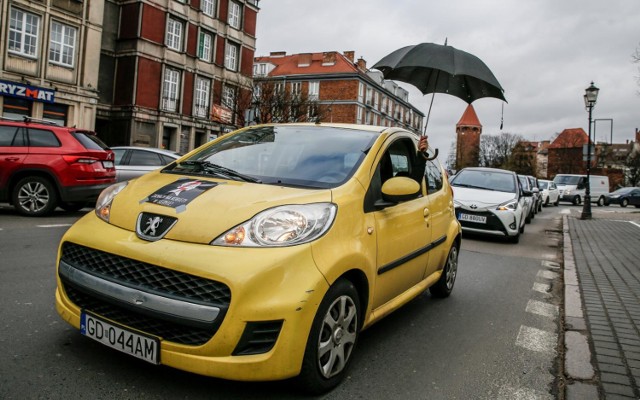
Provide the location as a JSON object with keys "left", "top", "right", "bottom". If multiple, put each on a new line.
{"left": 456, "top": 209, "right": 508, "bottom": 234}
{"left": 60, "top": 242, "right": 231, "bottom": 345}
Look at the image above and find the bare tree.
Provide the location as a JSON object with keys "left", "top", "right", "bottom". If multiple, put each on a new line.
{"left": 250, "top": 79, "right": 324, "bottom": 124}
{"left": 479, "top": 132, "right": 523, "bottom": 169}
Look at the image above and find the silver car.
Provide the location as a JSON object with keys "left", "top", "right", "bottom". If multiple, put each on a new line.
{"left": 111, "top": 146, "right": 181, "bottom": 182}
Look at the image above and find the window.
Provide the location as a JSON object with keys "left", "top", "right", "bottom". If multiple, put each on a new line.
{"left": 194, "top": 77, "right": 211, "bottom": 118}
{"left": 291, "top": 82, "right": 302, "bottom": 96}
{"left": 356, "top": 106, "right": 363, "bottom": 124}
{"left": 0, "top": 126, "right": 26, "bottom": 146}
{"left": 357, "top": 83, "right": 364, "bottom": 102}
{"left": 198, "top": 30, "right": 213, "bottom": 62}
{"left": 228, "top": 1, "right": 242, "bottom": 29}
{"left": 426, "top": 160, "right": 444, "bottom": 193}
{"left": 309, "top": 81, "right": 319, "bottom": 100}
{"left": 49, "top": 21, "right": 76, "bottom": 67}
{"left": 130, "top": 150, "right": 164, "bottom": 166}
{"left": 222, "top": 85, "right": 236, "bottom": 109}
{"left": 9, "top": 7, "right": 40, "bottom": 57}
{"left": 202, "top": 0, "right": 216, "bottom": 17}
{"left": 365, "top": 87, "right": 372, "bottom": 105}
{"left": 166, "top": 17, "right": 184, "bottom": 51}
{"left": 224, "top": 41, "right": 239, "bottom": 71}
{"left": 2, "top": 97, "right": 31, "bottom": 119}
{"left": 43, "top": 103, "right": 68, "bottom": 126}
{"left": 162, "top": 68, "right": 180, "bottom": 112}
{"left": 28, "top": 129, "right": 61, "bottom": 147}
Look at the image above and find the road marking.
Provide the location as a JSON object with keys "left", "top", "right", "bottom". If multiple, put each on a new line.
{"left": 36, "top": 224, "right": 72, "bottom": 228}
{"left": 559, "top": 208, "right": 571, "bottom": 214}
{"left": 526, "top": 299, "right": 559, "bottom": 318}
{"left": 515, "top": 325, "right": 557, "bottom": 354}
{"left": 498, "top": 384, "right": 553, "bottom": 400}
{"left": 630, "top": 221, "right": 640, "bottom": 229}
{"left": 541, "top": 260, "right": 560, "bottom": 269}
{"left": 532, "top": 282, "right": 550, "bottom": 294}
{"left": 537, "top": 270, "right": 558, "bottom": 280}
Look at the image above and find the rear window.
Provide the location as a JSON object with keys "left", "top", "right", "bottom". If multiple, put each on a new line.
{"left": 72, "top": 131, "right": 109, "bottom": 150}
{"left": 28, "top": 128, "right": 61, "bottom": 147}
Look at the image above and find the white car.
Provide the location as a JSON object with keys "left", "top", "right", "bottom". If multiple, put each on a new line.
{"left": 450, "top": 167, "right": 533, "bottom": 243}
{"left": 517, "top": 175, "right": 535, "bottom": 223}
{"left": 538, "top": 179, "right": 559, "bottom": 206}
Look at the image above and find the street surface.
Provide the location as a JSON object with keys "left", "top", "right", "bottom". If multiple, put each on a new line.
{"left": 0, "top": 201, "right": 635, "bottom": 399}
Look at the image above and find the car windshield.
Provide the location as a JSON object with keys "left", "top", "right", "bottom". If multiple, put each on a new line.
{"left": 164, "top": 125, "right": 378, "bottom": 188}
{"left": 450, "top": 169, "right": 516, "bottom": 193}
{"left": 553, "top": 175, "right": 581, "bottom": 185}
{"left": 611, "top": 187, "right": 634, "bottom": 195}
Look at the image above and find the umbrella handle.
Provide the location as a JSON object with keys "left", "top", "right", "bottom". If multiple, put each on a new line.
{"left": 420, "top": 148, "right": 439, "bottom": 161}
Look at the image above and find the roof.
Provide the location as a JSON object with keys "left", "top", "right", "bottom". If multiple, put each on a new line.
{"left": 456, "top": 105, "right": 481, "bottom": 127}
{"left": 548, "top": 128, "right": 589, "bottom": 149}
{"left": 254, "top": 51, "right": 359, "bottom": 76}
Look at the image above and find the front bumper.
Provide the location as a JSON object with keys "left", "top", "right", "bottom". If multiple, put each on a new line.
{"left": 455, "top": 207, "right": 519, "bottom": 237}
{"left": 55, "top": 213, "right": 329, "bottom": 381}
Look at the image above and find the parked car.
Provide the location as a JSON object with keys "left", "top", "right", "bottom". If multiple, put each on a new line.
{"left": 518, "top": 174, "right": 536, "bottom": 223}
{"left": 604, "top": 187, "right": 640, "bottom": 208}
{"left": 54, "top": 123, "right": 462, "bottom": 394}
{"left": 111, "top": 146, "right": 181, "bottom": 182}
{"left": 538, "top": 179, "right": 560, "bottom": 206}
{"left": 527, "top": 175, "right": 543, "bottom": 212}
{"left": 0, "top": 117, "right": 115, "bottom": 216}
{"left": 450, "top": 167, "right": 531, "bottom": 243}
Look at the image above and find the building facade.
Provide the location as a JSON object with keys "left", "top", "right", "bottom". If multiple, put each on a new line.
{"left": 1, "top": 0, "right": 103, "bottom": 127}
{"left": 1, "top": 0, "right": 260, "bottom": 154}
{"left": 252, "top": 51, "right": 424, "bottom": 134}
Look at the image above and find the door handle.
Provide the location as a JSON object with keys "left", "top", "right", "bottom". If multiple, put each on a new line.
{"left": 4, "top": 157, "right": 20, "bottom": 162}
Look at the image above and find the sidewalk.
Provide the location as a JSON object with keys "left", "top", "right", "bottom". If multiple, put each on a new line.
{"left": 563, "top": 211, "right": 640, "bottom": 399}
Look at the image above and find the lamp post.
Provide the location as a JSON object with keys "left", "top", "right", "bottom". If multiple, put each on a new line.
{"left": 581, "top": 82, "right": 600, "bottom": 220}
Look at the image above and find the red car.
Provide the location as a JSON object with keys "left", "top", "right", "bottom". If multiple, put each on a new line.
{"left": 0, "top": 117, "right": 116, "bottom": 216}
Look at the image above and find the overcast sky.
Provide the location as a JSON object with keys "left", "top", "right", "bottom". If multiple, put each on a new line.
{"left": 254, "top": 0, "right": 640, "bottom": 159}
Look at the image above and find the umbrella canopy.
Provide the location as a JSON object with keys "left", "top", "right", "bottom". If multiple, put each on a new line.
{"left": 372, "top": 42, "right": 506, "bottom": 104}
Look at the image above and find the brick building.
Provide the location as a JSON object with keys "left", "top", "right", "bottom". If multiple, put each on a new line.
{"left": 455, "top": 104, "right": 481, "bottom": 169}
{"left": 96, "top": 0, "right": 260, "bottom": 154}
{"left": 547, "top": 128, "right": 590, "bottom": 178}
{"left": 252, "top": 51, "right": 424, "bottom": 134}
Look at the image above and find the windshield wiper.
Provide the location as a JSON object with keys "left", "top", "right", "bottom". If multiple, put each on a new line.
{"left": 451, "top": 183, "right": 495, "bottom": 191}
{"left": 178, "top": 160, "right": 262, "bottom": 183}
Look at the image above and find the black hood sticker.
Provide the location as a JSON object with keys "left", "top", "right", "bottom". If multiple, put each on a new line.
{"left": 146, "top": 179, "right": 218, "bottom": 210}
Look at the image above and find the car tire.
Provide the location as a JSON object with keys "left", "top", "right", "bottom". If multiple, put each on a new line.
{"left": 59, "top": 202, "right": 87, "bottom": 212}
{"left": 573, "top": 196, "right": 581, "bottom": 205}
{"left": 596, "top": 196, "right": 605, "bottom": 207}
{"left": 297, "top": 278, "right": 360, "bottom": 395}
{"left": 519, "top": 222, "right": 525, "bottom": 234}
{"left": 12, "top": 176, "right": 58, "bottom": 217}
{"left": 544, "top": 197, "right": 549, "bottom": 207}
{"left": 554, "top": 198, "right": 559, "bottom": 206}
{"left": 508, "top": 232, "right": 520, "bottom": 244}
{"left": 431, "top": 243, "right": 459, "bottom": 298}
{"left": 621, "top": 198, "right": 628, "bottom": 207}
{"left": 525, "top": 211, "right": 532, "bottom": 224}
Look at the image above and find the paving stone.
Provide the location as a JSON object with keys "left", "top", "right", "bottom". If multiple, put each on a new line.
{"left": 565, "top": 382, "right": 599, "bottom": 400}
{"left": 602, "top": 382, "right": 635, "bottom": 397}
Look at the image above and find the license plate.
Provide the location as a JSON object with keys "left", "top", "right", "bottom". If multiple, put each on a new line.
{"left": 458, "top": 213, "right": 487, "bottom": 224}
{"left": 102, "top": 161, "right": 114, "bottom": 168}
{"left": 81, "top": 311, "right": 160, "bottom": 364}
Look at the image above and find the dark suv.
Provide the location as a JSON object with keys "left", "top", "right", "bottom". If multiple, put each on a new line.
{"left": 0, "top": 117, "right": 116, "bottom": 216}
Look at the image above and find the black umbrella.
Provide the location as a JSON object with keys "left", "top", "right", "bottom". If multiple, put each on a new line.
{"left": 373, "top": 42, "right": 506, "bottom": 132}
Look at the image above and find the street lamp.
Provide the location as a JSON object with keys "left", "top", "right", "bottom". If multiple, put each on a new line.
{"left": 581, "top": 82, "right": 600, "bottom": 220}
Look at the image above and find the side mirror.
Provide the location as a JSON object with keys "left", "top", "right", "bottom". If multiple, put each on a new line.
{"left": 375, "top": 177, "right": 421, "bottom": 209}
{"left": 532, "top": 187, "right": 540, "bottom": 194}
{"left": 522, "top": 189, "right": 533, "bottom": 197}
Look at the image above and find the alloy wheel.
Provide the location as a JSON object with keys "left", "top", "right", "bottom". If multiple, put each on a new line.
{"left": 317, "top": 295, "right": 358, "bottom": 378}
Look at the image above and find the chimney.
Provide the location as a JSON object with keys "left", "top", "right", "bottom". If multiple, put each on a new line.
{"left": 270, "top": 51, "right": 286, "bottom": 58}
{"left": 356, "top": 57, "right": 367, "bottom": 71}
{"left": 343, "top": 51, "right": 355, "bottom": 62}
{"left": 322, "top": 51, "right": 336, "bottom": 66}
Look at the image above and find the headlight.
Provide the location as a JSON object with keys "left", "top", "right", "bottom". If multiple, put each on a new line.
{"left": 212, "top": 203, "right": 337, "bottom": 247}
{"left": 95, "top": 181, "right": 128, "bottom": 222}
{"left": 564, "top": 189, "right": 572, "bottom": 195}
{"left": 496, "top": 199, "right": 518, "bottom": 211}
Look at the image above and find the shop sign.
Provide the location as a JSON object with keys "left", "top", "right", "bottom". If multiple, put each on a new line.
{"left": 0, "top": 79, "right": 56, "bottom": 103}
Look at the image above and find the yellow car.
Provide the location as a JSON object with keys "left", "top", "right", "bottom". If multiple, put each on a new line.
{"left": 55, "top": 123, "right": 461, "bottom": 393}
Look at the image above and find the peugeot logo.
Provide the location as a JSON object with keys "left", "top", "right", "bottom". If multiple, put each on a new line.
{"left": 470, "top": 204, "right": 478, "bottom": 209}
{"left": 136, "top": 212, "right": 178, "bottom": 242}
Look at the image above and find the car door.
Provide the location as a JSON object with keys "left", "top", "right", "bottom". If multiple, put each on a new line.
{"left": 423, "top": 157, "right": 451, "bottom": 277}
{"left": 0, "top": 125, "right": 28, "bottom": 192}
{"left": 631, "top": 189, "right": 640, "bottom": 206}
{"left": 370, "top": 136, "right": 432, "bottom": 310}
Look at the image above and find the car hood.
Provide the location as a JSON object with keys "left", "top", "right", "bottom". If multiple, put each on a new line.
{"left": 107, "top": 172, "right": 333, "bottom": 244}
{"left": 452, "top": 186, "right": 517, "bottom": 209}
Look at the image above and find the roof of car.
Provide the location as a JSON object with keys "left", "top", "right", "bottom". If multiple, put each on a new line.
{"left": 110, "top": 146, "right": 181, "bottom": 157}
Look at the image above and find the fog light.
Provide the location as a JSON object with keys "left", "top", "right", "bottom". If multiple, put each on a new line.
{"left": 509, "top": 222, "right": 516, "bottom": 229}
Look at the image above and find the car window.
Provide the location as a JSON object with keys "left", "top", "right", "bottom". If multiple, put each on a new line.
{"left": 72, "top": 132, "right": 110, "bottom": 150}
{"left": 28, "top": 128, "right": 61, "bottom": 147}
{"left": 112, "top": 149, "right": 126, "bottom": 165}
{"left": 539, "top": 181, "right": 548, "bottom": 190}
{"left": 426, "top": 159, "right": 443, "bottom": 193}
{"left": 0, "top": 125, "right": 26, "bottom": 146}
{"left": 160, "top": 154, "right": 177, "bottom": 164}
{"left": 130, "top": 150, "right": 163, "bottom": 166}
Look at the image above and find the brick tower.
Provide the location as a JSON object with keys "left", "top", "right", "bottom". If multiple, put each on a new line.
{"left": 455, "top": 105, "right": 482, "bottom": 169}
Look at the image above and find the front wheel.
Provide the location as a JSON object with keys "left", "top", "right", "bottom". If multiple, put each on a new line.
{"left": 431, "top": 244, "right": 459, "bottom": 297}
{"left": 298, "top": 279, "right": 360, "bottom": 394}
{"left": 12, "top": 176, "right": 58, "bottom": 217}
{"left": 596, "top": 196, "right": 605, "bottom": 207}
{"left": 621, "top": 198, "right": 629, "bottom": 207}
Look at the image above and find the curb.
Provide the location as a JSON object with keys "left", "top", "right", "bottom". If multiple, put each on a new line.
{"left": 562, "top": 215, "right": 599, "bottom": 399}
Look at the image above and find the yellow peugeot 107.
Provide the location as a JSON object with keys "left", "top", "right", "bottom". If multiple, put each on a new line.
{"left": 55, "top": 123, "right": 461, "bottom": 394}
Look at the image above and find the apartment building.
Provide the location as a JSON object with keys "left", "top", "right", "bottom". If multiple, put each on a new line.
{"left": 252, "top": 51, "right": 424, "bottom": 134}
{"left": 1, "top": 0, "right": 259, "bottom": 154}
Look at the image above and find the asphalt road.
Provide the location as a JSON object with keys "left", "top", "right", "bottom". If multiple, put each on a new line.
{"left": 0, "top": 202, "right": 580, "bottom": 399}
